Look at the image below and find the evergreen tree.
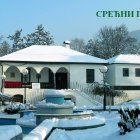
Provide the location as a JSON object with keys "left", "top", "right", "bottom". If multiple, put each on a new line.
{"left": 24, "top": 24, "right": 54, "bottom": 47}
{"left": 0, "top": 41, "right": 11, "bottom": 56}
{"left": 8, "top": 29, "right": 24, "bottom": 52}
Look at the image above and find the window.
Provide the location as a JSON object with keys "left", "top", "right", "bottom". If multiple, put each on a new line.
{"left": 135, "top": 68, "right": 140, "bottom": 77}
{"left": 86, "top": 69, "right": 95, "bottom": 83}
{"left": 123, "top": 68, "right": 129, "bottom": 77}
{"left": 10, "top": 72, "right": 15, "bottom": 78}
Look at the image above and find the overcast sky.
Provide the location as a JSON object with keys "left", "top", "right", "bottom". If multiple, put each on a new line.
{"left": 0, "top": 0, "right": 140, "bottom": 44}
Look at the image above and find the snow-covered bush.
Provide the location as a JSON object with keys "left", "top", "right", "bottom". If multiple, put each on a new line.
{"left": 118, "top": 106, "right": 140, "bottom": 135}
{"left": 4, "top": 103, "right": 27, "bottom": 114}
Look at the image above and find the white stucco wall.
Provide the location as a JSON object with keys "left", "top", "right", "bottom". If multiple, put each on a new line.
{"left": 40, "top": 68, "right": 49, "bottom": 82}
{"left": 125, "top": 90, "right": 140, "bottom": 99}
{"left": 1, "top": 62, "right": 105, "bottom": 91}
{"left": 69, "top": 64, "right": 103, "bottom": 86}
{"left": 6, "top": 66, "right": 21, "bottom": 81}
{"left": 5, "top": 62, "right": 140, "bottom": 88}
{"left": 107, "top": 64, "right": 140, "bottom": 86}
{"left": 106, "top": 63, "right": 140, "bottom": 100}
{"left": 30, "top": 68, "right": 37, "bottom": 82}
{"left": 106, "top": 64, "right": 116, "bottom": 86}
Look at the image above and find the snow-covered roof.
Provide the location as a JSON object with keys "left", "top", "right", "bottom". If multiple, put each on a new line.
{"left": 108, "top": 54, "right": 140, "bottom": 64}
{"left": 0, "top": 45, "right": 107, "bottom": 64}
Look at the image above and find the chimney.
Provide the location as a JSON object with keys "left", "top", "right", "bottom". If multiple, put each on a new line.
{"left": 63, "top": 40, "right": 71, "bottom": 49}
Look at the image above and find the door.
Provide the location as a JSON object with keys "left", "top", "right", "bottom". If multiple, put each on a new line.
{"left": 56, "top": 73, "right": 68, "bottom": 89}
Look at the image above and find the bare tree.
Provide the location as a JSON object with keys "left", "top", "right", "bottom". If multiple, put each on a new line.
{"left": 87, "top": 25, "right": 138, "bottom": 59}
{"left": 85, "top": 39, "right": 101, "bottom": 57}
{"left": 70, "top": 38, "right": 86, "bottom": 53}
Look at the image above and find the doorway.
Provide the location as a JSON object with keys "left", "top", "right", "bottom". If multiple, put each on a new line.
{"left": 56, "top": 73, "right": 68, "bottom": 89}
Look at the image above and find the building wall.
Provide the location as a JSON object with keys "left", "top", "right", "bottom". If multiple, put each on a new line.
{"left": 3, "top": 62, "right": 140, "bottom": 100}
{"left": 106, "top": 64, "right": 116, "bottom": 86}
{"left": 107, "top": 64, "right": 140, "bottom": 86}
{"left": 3, "top": 62, "right": 140, "bottom": 87}
{"left": 0, "top": 63, "right": 105, "bottom": 96}
{"left": 40, "top": 68, "right": 49, "bottom": 83}
{"left": 125, "top": 90, "right": 140, "bottom": 99}
{"left": 106, "top": 63, "right": 140, "bottom": 100}
{"left": 6, "top": 66, "right": 21, "bottom": 81}
{"left": 70, "top": 64, "right": 103, "bottom": 85}
{"left": 30, "top": 68, "right": 38, "bottom": 82}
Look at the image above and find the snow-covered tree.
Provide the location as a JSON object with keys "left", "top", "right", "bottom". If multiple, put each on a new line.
{"left": 0, "top": 41, "right": 11, "bottom": 56}
{"left": 85, "top": 39, "right": 101, "bottom": 57}
{"left": 93, "top": 82, "right": 127, "bottom": 98}
{"left": 92, "top": 82, "right": 128, "bottom": 105}
{"left": 88, "top": 25, "right": 138, "bottom": 59}
{"left": 70, "top": 38, "right": 86, "bottom": 53}
{"left": 24, "top": 24, "right": 54, "bottom": 47}
{"left": 8, "top": 29, "right": 24, "bottom": 52}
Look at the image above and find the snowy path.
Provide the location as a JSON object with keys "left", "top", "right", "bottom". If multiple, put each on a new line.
{"left": 48, "top": 111, "right": 140, "bottom": 140}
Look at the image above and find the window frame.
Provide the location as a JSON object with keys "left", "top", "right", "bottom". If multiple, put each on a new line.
{"left": 10, "top": 72, "right": 15, "bottom": 78}
{"left": 86, "top": 69, "right": 95, "bottom": 83}
{"left": 135, "top": 68, "right": 140, "bottom": 77}
{"left": 122, "top": 68, "right": 129, "bottom": 77}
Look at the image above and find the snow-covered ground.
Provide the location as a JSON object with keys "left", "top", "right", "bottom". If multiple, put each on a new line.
{"left": 1, "top": 92, "right": 140, "bottom": 140}
{"left": 48, "top": 111, "right": 140, "bottom": 140}
{"left": 23, "top": 113, "right": 106, "bottom": 140}
{"left": 0, "top": 125, "right": 22, "bottom": 140}
{"left": 16, "top": 97, "right": 140, "bottom": 140}
{"left": 48, "top": 97, "right": 140, "bottom": 140}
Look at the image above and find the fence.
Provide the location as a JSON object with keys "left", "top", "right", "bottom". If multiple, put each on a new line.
{"left": 70, "top": 82, "right": 103, "bottom": 105}
{"left": 70, "top": 81, "right": 128, "bottom": 105}
{"left": 26, "top": 89, "right": 45, "bottom": 105}
{"left": 4, "top": 88, "right": 45, "bottom": 105}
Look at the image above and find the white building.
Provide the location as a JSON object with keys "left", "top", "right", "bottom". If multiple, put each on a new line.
{"left": 107, "top": 54, "right": 140, "bottom": 99}
{"left": 0, "top": 45, "right": 107, "bottom": 97}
